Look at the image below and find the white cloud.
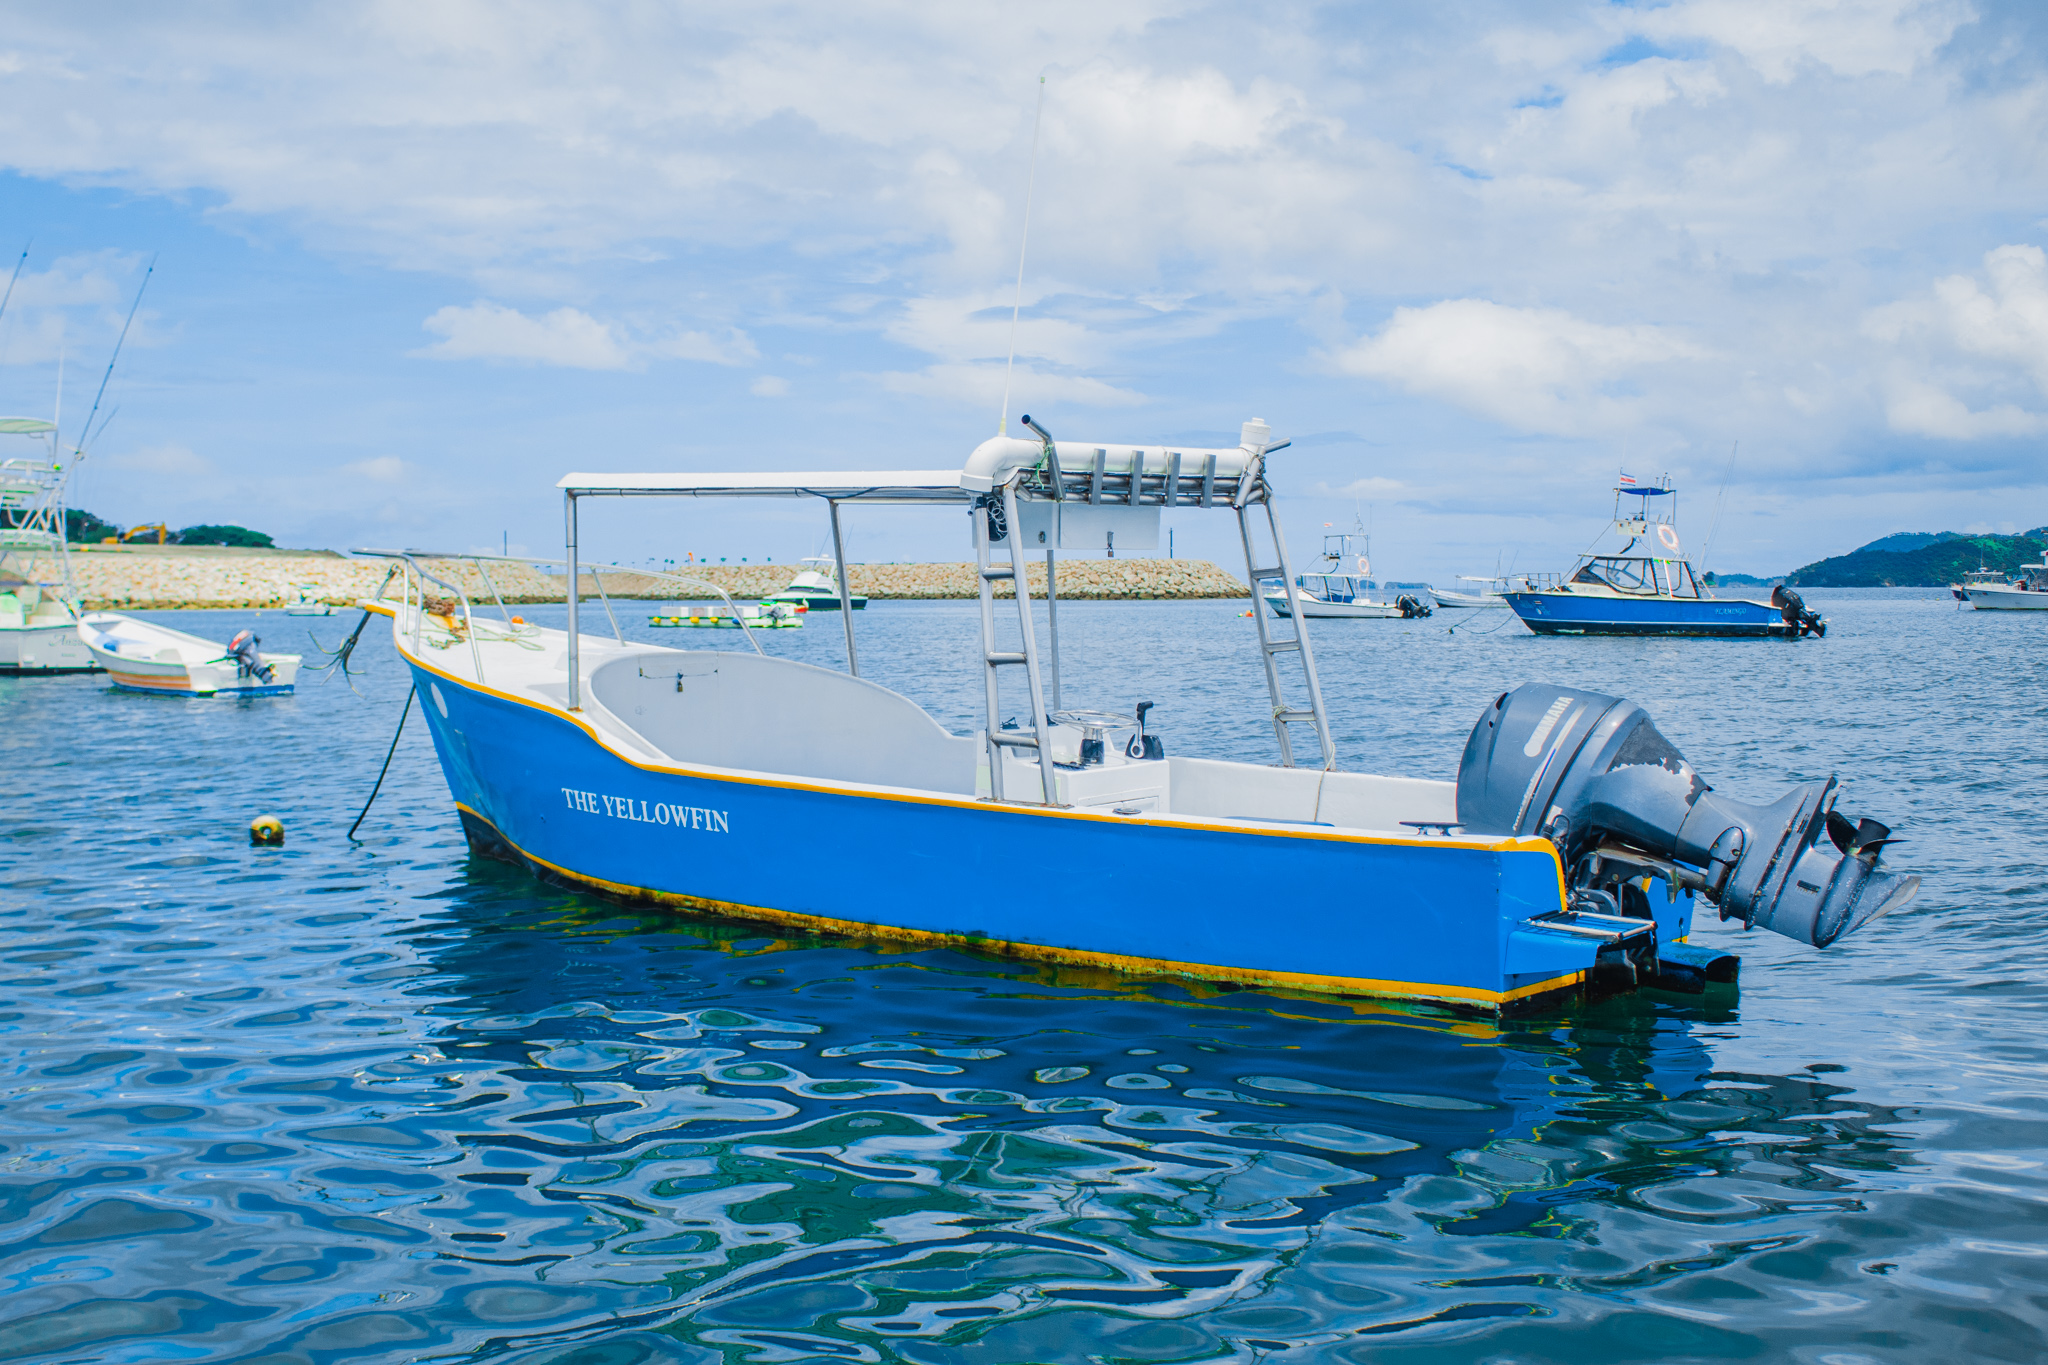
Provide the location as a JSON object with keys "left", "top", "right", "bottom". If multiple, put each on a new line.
{"left": 1928, "top": 244, "right": 2048, "bottom": 389}
{"left": 1641, "top": 0, "right": 1975, "bottom": 84}
{"left": 344, "top": 455, "right": 406, "bottom": 481}
{"left": 413, "top": 302, "right": 755, "bottom": 370}
{"left": 749, "top": 375, "right": 789, "bottom": 397}
{"left": 654, "top": 330, "right": 759, "bottom": 366}
{"left": 1316, "top": 477, "right": 1409, "bottom": 501}
{"left": 102, "top": 443, "right": 213, "bottom": 476}
{"left": 874, "top": 363, "right": 1145, "bottom": 410}
{"left": 1882, "top": 379, "right": 2044, "bottom": 439}
{"left": 1867, "top": 243, "right": 2048, "bottom": 438}
{"left": 1335, "top": 299, "right": 1704, "bottom": 436}
{"left": 415, "top": 302, "right": 630, "bottom": 369}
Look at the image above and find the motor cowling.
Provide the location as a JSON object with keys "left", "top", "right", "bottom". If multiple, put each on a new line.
{"left": 226, "top": 629, "right": 274, "bottom": 683}
{"left": 1456, "top": 683, "right": 1917, "bottom": 948}
{"left": 1771, "top": 584, "right": 1827, "bottom": 638}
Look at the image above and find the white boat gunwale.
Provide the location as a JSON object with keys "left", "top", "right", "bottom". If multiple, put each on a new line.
{"left": 367, "top": 597, "right": 1558, "bottom": 862}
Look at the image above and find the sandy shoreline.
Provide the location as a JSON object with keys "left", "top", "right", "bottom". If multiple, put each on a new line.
{"left": 57, "top": 546, "right": 1251, "bottom": 610}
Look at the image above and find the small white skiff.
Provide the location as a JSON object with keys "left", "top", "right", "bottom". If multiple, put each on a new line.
{"left": 1431, "top": 575, "right": 1511, "bottom": 609}
{"left": 284, "top": 584, "right": 339, "bottom": 616}
{"left": 79, "top": 617, "right": 302, "bottom": 696}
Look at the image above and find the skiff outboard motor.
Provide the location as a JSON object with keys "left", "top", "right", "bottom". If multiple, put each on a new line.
{"left": 1771, "top": 585, "right": 1826, "bottom": 638}
{"left": 1395, "top": 594, "right": 1432, "bottom": 619}
{"left": 226, "top": 630, "right": 274, "bottom": 683}
{"left": 1457, "top": 683, "right": 1918, "bottom": 948}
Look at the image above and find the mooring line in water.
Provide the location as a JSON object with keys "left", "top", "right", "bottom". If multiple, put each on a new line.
{"left": 348, "top": 684, "right": 415, "bottom": 841}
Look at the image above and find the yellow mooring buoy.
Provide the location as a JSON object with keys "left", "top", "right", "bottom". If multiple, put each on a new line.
{"left": 250, "top": 815, "right": 285, "bottom": 846}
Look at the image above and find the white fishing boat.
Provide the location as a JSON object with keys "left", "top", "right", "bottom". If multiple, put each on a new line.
{"left": 284, "top": 584, "right": 338, "bottom": 616}
{"left": 2, "top": 270, "right": 157, "bottom": 675}
{"left": 765, "top": 555, "right": 868, "bottom": 611}
{"left": 1962, "top": 557, "right": 2048, "bottom": 610}
{"left": 1260, "top": 529, "right": 1431, "bottom": 620}
{"left": 1431, "top": 575, "right": 1511, "bottom": 609}
{"left": 0, "top": 575, "right": 113, "bottom": 674}
{"left": 78, "top": 616, "right": 301, "bottom": 696}
{"left": 0, "top": 433, "right": 111, "bottom": 675}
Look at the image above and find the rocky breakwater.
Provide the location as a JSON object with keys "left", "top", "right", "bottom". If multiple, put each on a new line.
{"left": 65, "top": 545, "right": 1249, "bottom": 608}
{"left": 65, "top": 545, "right": 552, "bottom": 611}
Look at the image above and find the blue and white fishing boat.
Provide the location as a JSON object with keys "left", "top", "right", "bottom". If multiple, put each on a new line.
{"left": 362, "top": 421, "right": 1914, "bottom": 1015}
{"left": 1504, "top": 476, "right": 1827, "bottom": 638}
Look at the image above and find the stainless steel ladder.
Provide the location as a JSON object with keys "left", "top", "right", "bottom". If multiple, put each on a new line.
{"left": 975, "top": 478, "right": 1063, "bottom": 804}
{"left": 1237, "top": 494, "right": 1337, "bottom": 769}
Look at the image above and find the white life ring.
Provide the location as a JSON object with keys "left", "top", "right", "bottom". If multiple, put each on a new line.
{"left": 1656, "top": 523, "right": 1681, "bottom": 553}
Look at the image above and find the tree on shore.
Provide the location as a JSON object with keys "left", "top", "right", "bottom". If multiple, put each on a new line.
{"left": 57, "top": 508, "right": 121, "bottom": 543}
{"left": 174, "top": 524, "right": 274, "bottom": 547}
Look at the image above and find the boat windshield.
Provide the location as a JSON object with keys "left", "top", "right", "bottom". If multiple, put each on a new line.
{"left": 1297, "top": 574, "right": 1363, "bottom": 601}
{"left": 1570, "top": 556, "right": 1704, "bottom": 598}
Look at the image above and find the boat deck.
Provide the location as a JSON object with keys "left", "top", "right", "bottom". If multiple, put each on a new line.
{"left": 382, "top": 602, "right": 1474, "bottom": 836}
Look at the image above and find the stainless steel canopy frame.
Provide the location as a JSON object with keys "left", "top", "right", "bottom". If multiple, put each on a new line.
{"left": 549, "top": 424, "right": 1336, "bottom": 803}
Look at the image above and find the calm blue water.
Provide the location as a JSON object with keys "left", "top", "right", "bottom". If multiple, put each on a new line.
{"left": 4, "top": 591, "right": 2046, "bottom": 1363}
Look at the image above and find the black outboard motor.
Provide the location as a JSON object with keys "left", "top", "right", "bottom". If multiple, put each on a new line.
{"left": 1457, "top": 683, "right": 1917, "bottom": 948}
{"left": 1771, "top": 584, "right": 1826, "bottom": 638}
{"left": 226, "top": 630, "right": 274, "bottom": 683}
{"left": 1395, "top": 593, "right": 1432, "bottom": 619}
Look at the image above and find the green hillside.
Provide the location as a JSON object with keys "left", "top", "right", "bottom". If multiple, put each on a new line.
{"left": 1787, "top": 530, "right": 2048, "bottom": 587}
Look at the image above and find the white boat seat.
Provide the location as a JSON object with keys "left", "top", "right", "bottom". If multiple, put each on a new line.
{"left": 590, "top": 651, "right": 979, "bottom": 795}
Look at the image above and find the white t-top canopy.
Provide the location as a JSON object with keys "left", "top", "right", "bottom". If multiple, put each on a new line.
{"left": 557, "top": 471, "right": 972, "bottom": 504}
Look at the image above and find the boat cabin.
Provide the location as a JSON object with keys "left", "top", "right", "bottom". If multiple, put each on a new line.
{"left": 1568, "top": 554, "right": 1709, "bottom": 598}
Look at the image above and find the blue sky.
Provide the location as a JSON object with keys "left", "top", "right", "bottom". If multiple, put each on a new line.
{"left": 1, "top": 0, "right": 2044, "bottom": 579}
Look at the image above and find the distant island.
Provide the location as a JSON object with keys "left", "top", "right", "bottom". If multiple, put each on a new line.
{"left": 1783, "top": 528, "right": 2047, "bottom": 588}
{"left": 1709, "top": 527, "right": 2045, "bottom": 588}
{"left": 1709, "top": 527, "right": 2047, "bottom": 588}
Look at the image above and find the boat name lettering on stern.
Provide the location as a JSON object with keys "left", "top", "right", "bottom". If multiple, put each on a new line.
{"left": 560, "top": 787, "right": 729, "bottom": 833}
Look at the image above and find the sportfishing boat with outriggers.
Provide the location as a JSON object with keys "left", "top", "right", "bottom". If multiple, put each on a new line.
{"left": 1504, "top": 475, "right": 1827, "bottom": 639}
{"left": 0, "top": 426, "right": 122, "bottom": 675}
{"left": 357, "top": 419, "right": 1915, "bottom": 1016}
{"left": 765, "top": 555, "right": 868, "bottom": 611}
{"left": 1261, "top": 526, "right": 1431, "bottom": 620}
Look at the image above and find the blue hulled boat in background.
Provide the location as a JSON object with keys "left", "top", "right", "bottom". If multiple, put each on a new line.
{"left": 1504, "top": 476, "right": 1826, "bottom": 639}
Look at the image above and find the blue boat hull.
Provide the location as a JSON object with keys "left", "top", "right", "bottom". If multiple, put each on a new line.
{"left": 403, "top": 650, "right": 1715, "bottom": 1015}
{"left": 1505, "top": 590, "right": 1797, "bottom": 638}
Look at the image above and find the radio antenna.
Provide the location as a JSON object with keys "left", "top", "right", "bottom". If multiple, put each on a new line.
{"left": 998, "top": 76, "right": 1046, "bottom": 437}
{"left": 76, "top": 254, "right": 154, "bottom": 454}
{"left": 1698, "top": 440, "right": 1738, "bottom": 575}
{"left": 0, "top": 243, "right": 27, "bottom": 329}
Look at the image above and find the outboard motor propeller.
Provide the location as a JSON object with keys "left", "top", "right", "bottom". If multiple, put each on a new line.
{"left": 226, "top": 630, "right": 274, "bottom": 683}
{"left": 1770, "top": 584, "right": 1827, "bottom": 638}
{"left": 1457, "top": 683, "right": 1917, "bottom": 948}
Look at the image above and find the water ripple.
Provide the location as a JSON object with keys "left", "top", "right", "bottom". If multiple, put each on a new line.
{"left": 3, "top": 594, "right": 2046, "bottom": 1361}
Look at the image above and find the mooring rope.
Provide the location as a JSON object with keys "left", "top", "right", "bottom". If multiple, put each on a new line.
{"left": 347, "top": 684, "right": 415, "bottom": 841}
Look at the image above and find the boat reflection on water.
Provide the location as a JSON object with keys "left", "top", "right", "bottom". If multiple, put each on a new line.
{"left": 376, "top": 874, "right": 1924, "bottom": 1359}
